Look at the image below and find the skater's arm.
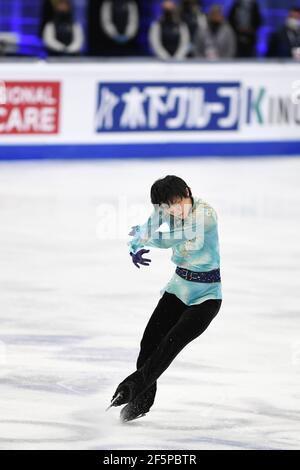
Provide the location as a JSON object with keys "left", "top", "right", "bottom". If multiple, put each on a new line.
{"left": 128, "top": 207, "right": 165, "bottom": 254}
{"left": 128, "top": 205, "right": 205, "bottom": 252}
{"left": 148, "top": 211, "right": 205, "bottom": 249}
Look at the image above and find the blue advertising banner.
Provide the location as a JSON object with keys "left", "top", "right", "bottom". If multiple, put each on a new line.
{"left": 1, "top": 62, "right": 300, "bottom": 159}
{"left": 95, "top": 82, "right": 241, "bottom": 133}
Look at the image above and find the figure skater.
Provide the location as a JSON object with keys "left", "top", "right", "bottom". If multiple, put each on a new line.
{"left": 107, "top": 175, "right": 222, "bottom": 422}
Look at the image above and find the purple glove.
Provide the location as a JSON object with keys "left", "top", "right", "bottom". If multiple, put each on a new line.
{"left": 130, "top": 249, "right": 151, "bottom": 269}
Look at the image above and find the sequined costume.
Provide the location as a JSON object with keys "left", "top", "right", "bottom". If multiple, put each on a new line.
{"left": 128, "top": 196, "right": 222, "bottom": 305}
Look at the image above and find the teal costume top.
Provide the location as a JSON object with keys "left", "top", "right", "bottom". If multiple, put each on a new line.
{"left": 127, "top": 196, "right": 222, "bottom": 306}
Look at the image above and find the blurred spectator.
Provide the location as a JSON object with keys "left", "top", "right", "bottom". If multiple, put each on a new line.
{"left": 149, "top": 1, "right": 190, "bottom": 60}
{"left": 0, "top": 33, "right": 18, "bottom": 56}
{"left": 88, "top": 0, "right": 141, "bottom": 56}
{"left": 228, "top": 0, "right": 262, "bottom": 58}
{"left": 268, "top": 7, "right": 300, "bottom": 59}
{"left": 99, "top": 0, "right": 140, "bottom": 55}
{"left": 40, "top": 0, "right": 56, "bottom": 36}
{"left": 195, "top": 5, "right": 236, "bottom": 59}
{"left": 179, "top": 0, "right": 207, "bottom": 57}
{"left": 42, "top": 0, "right": 84, "bottom": 56}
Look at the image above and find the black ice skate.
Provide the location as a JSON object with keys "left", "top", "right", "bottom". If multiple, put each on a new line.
{"left": 120, "top": 402, "right": 148, "bottom": 422}
{"left": 120, "top": 385, "right": 156, "bottom": 422}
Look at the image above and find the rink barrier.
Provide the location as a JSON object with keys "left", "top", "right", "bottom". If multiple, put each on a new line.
{"left": 1, "top": 141, "right": 300, "bottom": 160}
{"left": 0, "top": 61, "right": 300, "bottom": 159}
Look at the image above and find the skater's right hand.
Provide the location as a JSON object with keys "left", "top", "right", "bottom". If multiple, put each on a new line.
{"left": 130, "top": 249, "right": 151, "bottom": 269}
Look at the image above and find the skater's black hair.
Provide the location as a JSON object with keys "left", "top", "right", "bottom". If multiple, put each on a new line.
{"left": 151, "top": 175, "right": 192, "bottom": 206}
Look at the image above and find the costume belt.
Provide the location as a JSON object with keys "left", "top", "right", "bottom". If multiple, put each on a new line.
{"left": 175, "top": 266, "right": 221, "bottom": 283}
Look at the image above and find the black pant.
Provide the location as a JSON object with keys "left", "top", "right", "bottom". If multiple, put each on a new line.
{"left": 118, "top": 291, "right": 222, "bottom": 410}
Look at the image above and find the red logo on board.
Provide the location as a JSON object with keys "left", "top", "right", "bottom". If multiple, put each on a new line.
{"left": 0, "top": 81, "right": 60, "bottom": 134}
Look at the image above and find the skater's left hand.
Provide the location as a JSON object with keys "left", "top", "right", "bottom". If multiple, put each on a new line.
{"left": 130, "top": 249, "right": 151, "bottom": 269}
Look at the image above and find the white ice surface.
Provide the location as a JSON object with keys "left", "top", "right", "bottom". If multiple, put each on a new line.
{"left": 0, "top": 157, "right": 299, "bottom": 450}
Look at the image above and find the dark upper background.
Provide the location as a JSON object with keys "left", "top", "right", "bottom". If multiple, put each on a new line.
{"left": 0, "top": 0, "right": 298, "bottom": 57}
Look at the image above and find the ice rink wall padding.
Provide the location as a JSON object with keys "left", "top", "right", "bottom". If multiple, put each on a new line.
{"left": 0, "top": 61, "right": 300, "bottom": 160}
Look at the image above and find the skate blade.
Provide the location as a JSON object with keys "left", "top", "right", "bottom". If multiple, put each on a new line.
{"left": 121, "top": 412, "right": 147, "bottom": 423}
{"left": 105, "top": 392, "right": 122, "bottom": 411}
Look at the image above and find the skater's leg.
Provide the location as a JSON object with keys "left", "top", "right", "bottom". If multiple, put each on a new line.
{"left": 120, "top": 298, "right": 222, "bottom": 403}
{"left": 118, "top": 292, "right": 187, "bottom": 413}
{"left": 136, "top": 291, "right": 187, "bottom": 368}
{"left": 127, "top": 292, "right": 186, "bottom": 414}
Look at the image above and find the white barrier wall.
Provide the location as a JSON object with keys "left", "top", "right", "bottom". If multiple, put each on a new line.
{"left": 0, "top": 61, "right": 300, "bottom": 159}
